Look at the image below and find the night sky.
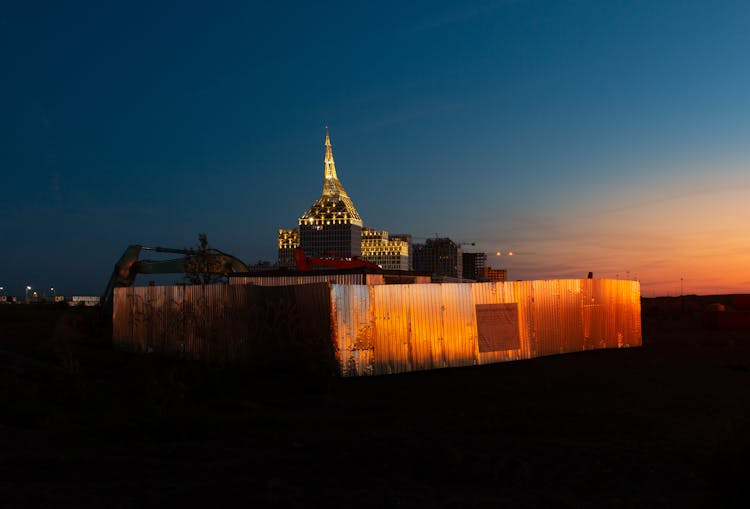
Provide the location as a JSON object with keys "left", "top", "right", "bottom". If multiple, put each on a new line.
{"left": 2, "top": 0, "right": 749, "bottom": 297}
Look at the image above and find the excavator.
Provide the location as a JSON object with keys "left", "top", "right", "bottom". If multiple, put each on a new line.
{"left": 102, "top": 243, "right": 380, "bottom": 309}
{"left": 101, "top": 244, "right": 249, "bottom": 310}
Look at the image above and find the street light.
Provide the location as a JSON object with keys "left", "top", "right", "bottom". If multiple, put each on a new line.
{"left": 25, "top": 285, "right": 32, "bottom": 302}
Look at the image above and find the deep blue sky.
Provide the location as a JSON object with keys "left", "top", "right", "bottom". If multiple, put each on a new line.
{"left": 2, "top": 0, "right": 750, "bottom": 296}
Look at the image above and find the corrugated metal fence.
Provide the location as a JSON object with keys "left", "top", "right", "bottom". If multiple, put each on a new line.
{"left": 330, "top": 279, "right": 641, "bottom": 376}
{"left": 113, "top": 279, "right": 641, "bottom": 376}
{"left": 112, "top": 283, "right": 337, "bottom": 373}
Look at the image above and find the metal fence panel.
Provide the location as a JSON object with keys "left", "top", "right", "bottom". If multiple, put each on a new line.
{"left": 113, "top": 283, "right": 337, "bottom": 373}
{"left": 330, "top": 279, "right": 641, "bottom": 376}
{"left": 329, "top": 284, "right": 374, "bottom": 376}
{"left": 114, "top": 279, "right": 641, "bottom": 377}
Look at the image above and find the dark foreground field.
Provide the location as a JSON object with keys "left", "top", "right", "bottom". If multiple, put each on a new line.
{"left": 1, "top": 297, "right": 748, "bottom": 508}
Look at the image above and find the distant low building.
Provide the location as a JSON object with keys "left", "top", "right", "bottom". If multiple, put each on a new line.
{"left": 68, "top": 296, "right": 101, "bottom": 307}
{"left": 479, "top": 267, "right": 507, "bottom": 282}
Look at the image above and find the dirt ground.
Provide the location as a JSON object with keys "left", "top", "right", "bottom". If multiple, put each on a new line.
{"left": 0, "top": 297, "right": 748, "bottom": 508}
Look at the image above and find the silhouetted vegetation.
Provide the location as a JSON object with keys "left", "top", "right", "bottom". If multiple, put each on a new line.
{"left": 183, "top": 233, "right": 227, "bottom": 285}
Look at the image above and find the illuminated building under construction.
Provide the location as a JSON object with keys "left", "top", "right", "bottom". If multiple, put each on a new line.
{"left": 413, "top": 237, "right": 463, "bottom": 279}
{"left": 462, "top": 252, "right": 487, "bottom": 281}
{"left": 277, "top": 129, "right": 410, "bottom": 270}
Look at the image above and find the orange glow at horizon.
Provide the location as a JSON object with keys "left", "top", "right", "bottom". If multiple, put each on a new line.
{"left": 478, "top": 168, "right": 750, "bottom": 296}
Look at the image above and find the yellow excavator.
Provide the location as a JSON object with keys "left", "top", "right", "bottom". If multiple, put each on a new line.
{"left": 101, "top": 244, "right": 249, "bottom": 310}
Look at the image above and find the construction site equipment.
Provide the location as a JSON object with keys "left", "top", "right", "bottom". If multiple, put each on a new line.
{"left": 293, "top": 248, "right": 381, "bottom": 271}
{"left": 101, "top": 244, "right": 248, "bottom": 309}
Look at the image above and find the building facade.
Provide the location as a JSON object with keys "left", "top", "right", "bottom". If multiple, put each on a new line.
{"left": 413, "top": 237, "right": 463, "bottom": 278}
{"left": 277, "top": 228, "right": 299, "bottom": 268}
{"left": 462, "top": 252, "right": 488, "bottom": 281}
{"left": 479, "top": 266, "right": 507, "bottom": 282}
{"left": 389, "top": 233, "right": 413, "bottom": 270}
{"left": 285, "top": 129, "right": 363, "bottom": 260}
{"left": 361, "top": 228, "right": 410, "bottom": 270}
{"left": 278, "top": 130, "right": 412, "bottom": 270}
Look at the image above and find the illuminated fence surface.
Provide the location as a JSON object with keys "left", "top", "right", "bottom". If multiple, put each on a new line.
{"left": 113, "top": 279, "right": 641, "bottom": 376}
{"left": 330, "top": 279, "right": 641, "bottom": 376}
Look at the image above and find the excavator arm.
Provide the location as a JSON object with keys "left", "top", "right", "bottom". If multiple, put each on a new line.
{"left": 101, "top": 244, "right": 249, "bottom": 309}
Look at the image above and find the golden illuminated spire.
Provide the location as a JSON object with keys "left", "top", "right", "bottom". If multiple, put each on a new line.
{"left": 299, "top": 128, "right": 363, "bottom": 227}
{"left": 324, "top": 126, "right": 337, "bottom": 183}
